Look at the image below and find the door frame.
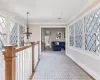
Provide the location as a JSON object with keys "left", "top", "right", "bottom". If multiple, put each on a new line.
{"left": 40, "top": 26, "right": 67, "bottom": 54}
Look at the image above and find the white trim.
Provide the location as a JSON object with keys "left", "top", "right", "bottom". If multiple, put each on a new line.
{"left": 40, "top": 26, "right": 67, "bottom": 28}
{"left": 65, "top": 26, "right": 68, "bottom": 54}
{"left": 40, "top": 26, "right": 42, "bottom": 55}
{"left": 17, "top": 24, "right": 20, "bottom": 47}
{"left": 29, "top": 23, "right": 67, "bottom": 25}
{"left": 69, "top": 47, "right": 100, "bottom": 60}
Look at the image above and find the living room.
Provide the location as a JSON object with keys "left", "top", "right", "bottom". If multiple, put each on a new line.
{"left": 41, "top": 28, "right": 65, "bottom": 52}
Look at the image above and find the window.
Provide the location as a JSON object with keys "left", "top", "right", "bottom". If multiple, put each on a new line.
{"left": 0, "top": 16, "right": 6, "bottom": 80}
{"left": 69, "top": 25, "right": 74, "bottom": 46}
{"left": 19, "top": 25, "right": 24, "bottom": 47}
{"left": 75, "top": 20, "right": 83, "bottom": 48}
{"left": 9, "top": 21, "right": 18, "bottom": 46}
{"left": 85, "top": 10, "right": 100, "bottom": 53}
{"left": 0, "top": 14, "right": 25, "bottom": 80}
{"left": 0, "top": 16, "right": 7, "bottom": 51}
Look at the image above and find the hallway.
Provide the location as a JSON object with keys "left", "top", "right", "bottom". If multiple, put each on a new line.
{"left": 33, "top": 51, "right": 93, "bottom": 80}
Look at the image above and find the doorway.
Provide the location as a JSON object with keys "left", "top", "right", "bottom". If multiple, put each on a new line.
{"left": 41, "top": 27, "right": 66, "bottom": 52}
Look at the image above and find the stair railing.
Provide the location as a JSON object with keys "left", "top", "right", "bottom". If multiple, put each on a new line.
{"left": 3, "top": 41, "right": 40, "bottom": 80}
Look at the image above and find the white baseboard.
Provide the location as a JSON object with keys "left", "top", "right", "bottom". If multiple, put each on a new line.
{"left": 66, "top": 52, "right": 100, "bottom": 80}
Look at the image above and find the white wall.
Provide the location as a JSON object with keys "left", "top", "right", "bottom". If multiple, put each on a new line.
{"left": 66, "top": 1, "right": 100, "bottom": 80}
{"left": 29, "top": 25, "right": 41, "bottom": 42}
{"left": 29, "top": 24, "right": 67, "bottom": 42}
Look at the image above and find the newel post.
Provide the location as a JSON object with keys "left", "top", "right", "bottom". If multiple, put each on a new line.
{"left": 3, "top": 45, "right": 16, "bottom": 80}
{"left": 31, "top": 42, "right": 35, "bottom": 72}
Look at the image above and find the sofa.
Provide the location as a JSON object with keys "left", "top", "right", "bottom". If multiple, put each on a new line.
{"left": 51, "top": 41, "right": 65, "bottom": 51}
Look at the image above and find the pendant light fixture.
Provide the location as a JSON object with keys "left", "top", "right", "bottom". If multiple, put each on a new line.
{"left": 24, "top": 12, "right": 32, "bottom": 39}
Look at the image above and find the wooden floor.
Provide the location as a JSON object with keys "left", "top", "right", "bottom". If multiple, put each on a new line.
{"left": 32, "top": 51, "right": 93, "bottom": 80}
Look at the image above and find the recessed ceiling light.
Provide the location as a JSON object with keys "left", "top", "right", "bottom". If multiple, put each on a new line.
{"left": 58, "top": 18, "right": 61, "bottom": 19}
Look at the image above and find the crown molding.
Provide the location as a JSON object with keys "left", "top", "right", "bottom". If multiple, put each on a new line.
{"left": 67, "top": 0, "right": 98, "bottom": 25}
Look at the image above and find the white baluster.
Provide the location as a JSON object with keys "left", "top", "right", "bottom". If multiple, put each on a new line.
{"left": 15, "top": 46, "right": 33, "bottom": 80}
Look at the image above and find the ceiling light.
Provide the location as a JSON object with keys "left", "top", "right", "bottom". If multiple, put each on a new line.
{"left": 58, "top": 18, "right": 61, "bottom": 19}
{"left": 24, "top": 12, "right": 32, "bottom": 39}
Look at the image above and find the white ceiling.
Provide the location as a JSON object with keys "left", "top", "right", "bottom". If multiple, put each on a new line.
{"left": 0, "top": 0, "right": 89, "bottom": 24}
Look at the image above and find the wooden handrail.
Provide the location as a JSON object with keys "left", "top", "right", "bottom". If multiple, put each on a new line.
{"left": 15, "top": 45, "right": 32, "bottom": 53}
{"left": 24, "top": 42, "right": 38, "bottom": 45}
{"left": 3, "top": 41, "right": 40, "bottom": 80}
{"left": 15, "top": 42, "right": 38, "bottom": 53}
{"left": 34, "top": 42, "right": 38, "bottom": 45}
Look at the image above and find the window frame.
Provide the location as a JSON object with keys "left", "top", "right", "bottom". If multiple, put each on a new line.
{"left": 84, "top": 9, "right": 100, "bottom": 54}
{"left": 0, "top": 15, "right": 7, "bottom": 52}
{"left": 68, "top": 8, "right": 100, "bottom": 56}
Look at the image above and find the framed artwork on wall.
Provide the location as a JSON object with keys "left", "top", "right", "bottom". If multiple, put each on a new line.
{"left": 56, "top": 32, "right": 62, "bottom": 39}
